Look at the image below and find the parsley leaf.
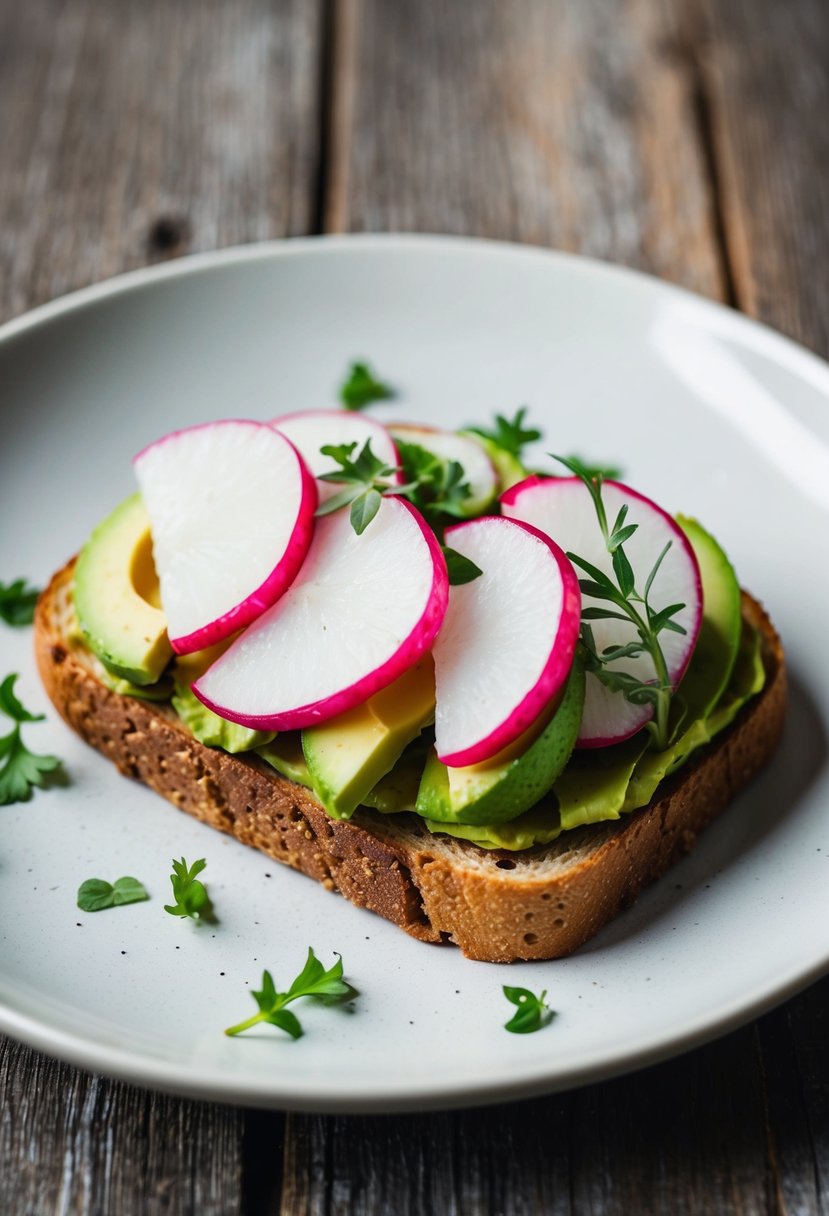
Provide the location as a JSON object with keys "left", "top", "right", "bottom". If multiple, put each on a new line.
{"left": 339, "top": 361, "right": 395, "bottom": 411}
{"left": 0, "top": 579, "right": 41, "bottom": 626}
{"left": 77, "top": 876, "right": 149, "bottom": 912}
{"left": 443, "top": 546, "right": 483, "bottom": 586}
{"left": 502, "top": 985, "right": 553, "bottom": 1034}
{"left": 225, "top": 948, "right": 353, "bottom": 1039}
{"left": 0, "top": 674, "right": 61, "bottom": 806}
{"left": 466, "top": 407, "right": 541, "bottom": 460}
{"left": 395, "top": 439, "right": 473, "bottom": 526}
{"left": 163, "top": 856, "right": 214, "bottom": 922}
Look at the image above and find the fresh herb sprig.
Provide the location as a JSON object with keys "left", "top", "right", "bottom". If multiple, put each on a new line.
{"left": 0, "top": 674, "right": 61, "bottom": 805}
{"left": 502, "top": 985, "right": 553, "bottom": 1034}
{"left": 339, "top": 361, "right": 395, "bottom": 411}
{"left": 555, "top": 455, "right": 685, "bottom": 749}
{"left": 466, "top": 406, "right": 541, "bottom": 461}
{"left": 0, "top": 579, "right": 41, "bottom": 626}
{"left": 77, "top": 876, "right": 149, "bottom": 912}
{"left": 315, "top": 438, "right": 482, "bottom": 575}
{"left": 164, "top": 856, "right": 214, "bottom": 922}
{"left": 225, "top": 948, "right": 352, "bottom": 1039}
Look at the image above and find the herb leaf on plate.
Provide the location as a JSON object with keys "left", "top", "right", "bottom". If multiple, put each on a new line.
{"left": 163, "top": 856, "right": 213, "bottom": 921}
{"left": 77, "top": 876, "right": 149, "bottom": 912}
{"left": 502, "top": 985, "right": 553, "bottom": 1034}
{"left": 339, "top": 361, "right": 396, "bottom": 411}
{"left": 0, "top": 579, "right": 41, "bottom": 626}
{"left": 225, "top": 948, "right": 353, "bottom": 1039}
{"left": 0, "top": 674, "right": 61, "bottom": 806}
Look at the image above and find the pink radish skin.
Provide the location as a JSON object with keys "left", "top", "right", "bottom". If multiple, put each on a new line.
{"left": 271, "top": 410, "right": 402, "bottom": 502}
{"left": 433, "top": 516, "right": 581, "bottom": 768}
{"left": 501, "top": 475, "right": 702, "bottom": 748}
{"left": 134, "top": 420, "right": 317, "bottom": 655}
{"left": 193, "top": 497, "right": 448, "bottom": 731}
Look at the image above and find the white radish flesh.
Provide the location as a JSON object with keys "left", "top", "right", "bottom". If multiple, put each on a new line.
{"left": 134, "top": 420, "right": 317, "bottom": 654}
{"left": 194, "top": 497, "right": 448, "bottom": 730}
{"left": 433, "top": 515, "right": 581, "bottom": 767}
{"left": 501, "top": 476, "right": 702, "bottom": 747}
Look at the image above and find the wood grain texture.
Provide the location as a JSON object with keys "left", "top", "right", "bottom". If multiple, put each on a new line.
{"left": 701, "top": 0, "right": 829, "bottom": 352}
{"left": 323, "top": 0, "right": 726, "bottom": 297}
{"left": 0, "top": 1, "right": 318, "bottom": 1212}
{"left": 0, "top": 1038, "right": 245, "bottom": 1216}
{"left": 0, "top": 0, "right": 324, "bottom": 324}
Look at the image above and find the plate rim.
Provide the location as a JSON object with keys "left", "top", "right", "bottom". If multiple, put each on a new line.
{"left": 2, "top": 232, "right": 828, "bottom": 1112}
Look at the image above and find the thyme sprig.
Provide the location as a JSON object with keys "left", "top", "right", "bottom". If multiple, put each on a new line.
{"left": 555, "top": 455, "right": 686, "bottom": 749}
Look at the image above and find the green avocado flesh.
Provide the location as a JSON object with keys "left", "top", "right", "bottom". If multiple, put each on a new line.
{"left": 415, "top": 661, "right": 585, "bottom": 825}
{"left": 258, "top": 735, "right": 313, "bottom": 785}
{"left": 302, "top": 658, "right": 435, "bottom": 819}
{"left": 74, "top": 494, "right": 173, "bottom": 685}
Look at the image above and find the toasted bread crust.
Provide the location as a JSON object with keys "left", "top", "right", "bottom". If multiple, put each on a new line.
{"left": 35, "top": 562, "right": 786, "bottom": 962}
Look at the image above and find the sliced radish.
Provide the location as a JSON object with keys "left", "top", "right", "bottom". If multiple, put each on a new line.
{"left": 134, "top": 420, "right": 317, "bottom": 655}
{"left": 432, "top": 515, "right": 581, "bottom": 767}
{"left": 271, "top": 410, "right": 402, "bottom": 502}
{"left": 193, "top": 497, "right": 448, "bottom": 730}
{"left": 388, "top": 424, "right": 498, "bottom": 516}
{"left": 501, "top": 476, "right": 702, "bottom": 748}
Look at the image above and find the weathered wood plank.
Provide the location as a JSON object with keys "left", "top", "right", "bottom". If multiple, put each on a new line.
{"left": 0, "top": 0, "right": 320, "bottom": 1211}
{"left": 701, "top": 0, "right": 829, "bottom": 354}
{"left": 0, "top": 0, "right": 324, "bottom": 324}
{"left": 323, "top": 0, "right": 726, "bottom": 298}
{"left": 0, "top": 1039, "right": 245, "bottom": 1216}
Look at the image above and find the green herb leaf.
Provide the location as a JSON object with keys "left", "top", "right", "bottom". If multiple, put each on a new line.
{"left": 339, "top": 361, "right": 395, "bottom": 411}
{"left": 502, "top": 985, "right": 553, "bottom": 1034}
{"left": 0, "top": 675, "right": 61, "bottom": 806}
{"left": 395, "top": 440, "right": 473, "bottom": 527}
{"left": 0, "top": 674, "right": 45, "bottom": 723}
{"left": 77, "top": 875, "right": 149, "bottom": 912}
{"left": 0, "top": 579, "right": 40, "bottom": 627}
{"left": 553, "top": 456, "right": 685, "bottom": 749}
{"left": 443, "top": 547, "right": 483, "bottom": 586}
{"left": 350, "top": 488, "right": 383, "bottom": 535}
{"left": 225, "top": 948, "right": 353, "bottom": 1038}
{"left": 562, "top": 455, "right": 623, "bottom": 482}
{"left": 163, "top": 856, "right": 213, "bottom": 922}
{"left": 466, "top": 407, "right": 542, "bottom": 459}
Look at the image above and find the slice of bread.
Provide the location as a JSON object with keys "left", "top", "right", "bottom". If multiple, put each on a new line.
{"left": 35, "top": 560, "right": 786, "bottom": 963}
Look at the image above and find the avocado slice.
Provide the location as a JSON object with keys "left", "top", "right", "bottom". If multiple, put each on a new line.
{"left": 258, "top": 734, "right": 313, "bottom": 787}
{"left": 675, "top": 515, "right": 742, "bottom": 719}
{"left": 416, "top": 659, "right": 585, "bottom": 825}
{"left": 74, "top": 494, "right": 173, "bottom": 685}
{"left": 302, "top": 657, "right": 436, "bottom": 819}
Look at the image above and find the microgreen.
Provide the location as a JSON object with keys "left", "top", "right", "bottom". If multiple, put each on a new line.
{"left": 315, "top": 438, "right": 476, "bottom": 538}
{"left": 224, "top": 948, "right": 353, "bottom": 1039}
{"left": 553, "top": 455, "right": 685, "bottom": 749}
{"left": 466, "top": 407, "right": 541, "bottom": 460}
{"left": 0, "top": 674, "right": 61, "bottom": 806}
{"left": 442, "top": 546, "right": 483, "bottom": 586}
{"left": 502, "top": 985, "right": 553, "bottom": 1034}
{"left": 0, "top": 579, "right": 41, "bottom": 626}
{"left": 77, "top": 876, "right": 149, "bottom": 912}
{"left": 163, "top": 856, "right": 214, "bottom": 921}
{"left": 339, "top": 361, "right": 395, "bottom": 411}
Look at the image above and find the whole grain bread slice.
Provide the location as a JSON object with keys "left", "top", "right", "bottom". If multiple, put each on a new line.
{"left": 35, "top": 561, "right": 786, "bottom": 962}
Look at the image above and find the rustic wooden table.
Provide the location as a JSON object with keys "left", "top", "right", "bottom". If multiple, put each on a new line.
{"left": 1, "top": 1, "right": 827, "bottom": 1212}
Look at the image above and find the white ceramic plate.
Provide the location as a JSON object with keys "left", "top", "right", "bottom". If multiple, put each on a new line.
{"left": 1, "top": 236, "right": 827, "bottom": 1113}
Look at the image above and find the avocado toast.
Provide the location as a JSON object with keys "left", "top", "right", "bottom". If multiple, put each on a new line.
{"left": 34, "top": 411, "right": 786, "bottom": 962}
